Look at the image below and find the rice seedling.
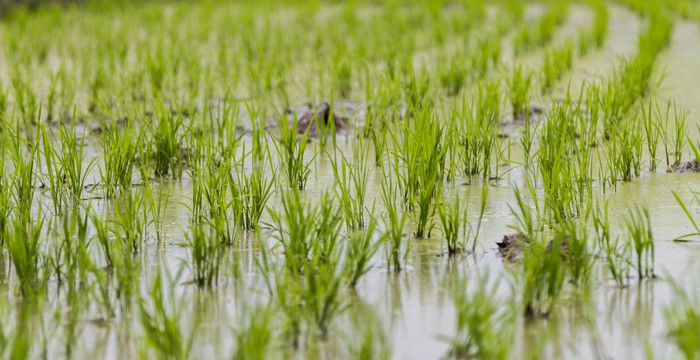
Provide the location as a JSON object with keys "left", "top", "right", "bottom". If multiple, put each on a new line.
{"left": 40, "top": 117, "right": 96, "bottom": 209}
{"left": 664, "top": 278, "right": 700, "bottom": 360}
{"left": 438, "top": 195, "right": 466, "bottom": 255}
{"left": 231, "top": 304, "right": 274, "bottom": 360}
{"left": 640, "top": 100, "right": 662, "bottom": 172}
{"left": 346, "top": 308, "right": 391, "bottom": 360}
{"left": 392, "top": 107, "right": 445, "bottom": 238}
{"left": 344, "top": 218, "right": 382, "bottom": 288}
{"left": 150, "top": 100, "right": 186, "bottom": 179}
{"left": 508, "top": 183, "right": 541, "bottom": 242}
{"left": 592, "top": 0, "right": 609, "bottom": 48}
{"left": 438, "top": 51, "right": 468, "bottom": 97}
{"left": 231, "top": 163, "right": 275, "bottom": 230}
{"left": 672, "top": 190, "right": 700, "bottom": 242}
{"left": 507, "top": 66, "right": 532, "bottom": 119}
{"left": 276, "top": 112, "right": 313, "bottom": 191}
{"left": 541, "top": 40, "right": 574, "bottom": 93}
{"left": 624, "top": 206, "right": 655, "bottom": 280}
{"left": 97, "top": 116, "right": 140, "bottom": 199}
{"left": 445, "top": 274, "right": 513, "bottom": 360}
{"left": 330, "top": 139, "right": 371, "bottom": 230}
{"left": 112, "top": 189, "right": 149, "bottom": 255}
{"left": 513, "top": 2, "right": 568, "bottom": 55}
{"left": 457, "top": 84, "right": 500, "bottom": 179}
{"left": 268, "top": 190, "right": 348, "bottom": 336}
{"left": 6, "top": 212, "right": 46, "bottom": 297}
{"left": 187, "top": 222, "right": 223, "bottom": 288}
{"left": 380, "top": 171, "right": 408, "bottom": 272}
{"left": 521, "top": 233, "right": 566, "bottom": 317}
{"left": 537, "top": 102, "right": 585, "bottom": 223}
{"left": 139, "top": 269, "right": 194, "bottom": 360}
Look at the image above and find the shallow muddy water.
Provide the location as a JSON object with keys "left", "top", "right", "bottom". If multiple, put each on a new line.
{"left": 3, "top": 2, "right": 700, "bottom": 360}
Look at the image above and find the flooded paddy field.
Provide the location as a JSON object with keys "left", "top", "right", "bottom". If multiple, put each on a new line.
{"left": 1, "top": 0, "right": 700, "bottom": 359}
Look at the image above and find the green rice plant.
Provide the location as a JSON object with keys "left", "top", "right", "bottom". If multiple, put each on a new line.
{"left": 594, "top": 201, "right": 631, "bottom": 286}
{"left": 276, "top": 112, "right": 313, "bottom": 190}
{"left": 671, "top": 103, "right": 689, "bottom": 167}
{"left": 606, "top": 117, "right": 643, "bottom": 182}
{"left": 457, "top": 84, "right": 500, "bottom": 179}
{"left": 556, "top": 221, "right": 593, "bottom": 287}
{"left": 507, "top": 66, "right": 532, "bottom": 119}
{"left": 269, "top": 190, "right": 348, "bottom": 336}
{"left": 344, "top": 218, "right": 382, "bottom": 288}
{"left": 471, "top": 35, "right": 501, "bottom": 80}
{"left": 438, "top": 195, "right": 466, "bottom": 255}
{"left": 592, "top": 0, "right": 609, "bottom": 48}
{"left": 508, "top": 182, "right": 541, "bottom": 242}
{"left": 334, "top": 57, "right": 353, "bottom": 98}
{"left": 624, "top": 206, "right": 655, "bottom": 280}
{"left": 0, "top": 145, "right": 10, "bottom": 247}
{"left": 40, "top": 117, "right": 96, "bottom": 209}
{"left": 438, "top": 51, "right": 468, "bottom": 96}
{"left": 672, "top": 190, "right": 700, "bottom": 242}
{"left": 664, "top": 278, "right": 700, "bottom": 360}
{"left": 391, "top": 107, "right": 445, "bottom": 238}
{"left": 232, "top": 304, "right": 274, "bottom": 360}
{"left": 445, "top": 274, "right": 513, "bottom": 359}
{"left": 330, "top": 140, "right": 370, "bottom": 230}
{"left": 537, "top": 103, "right": 584, "bottom": 222}
{"left": 346, "top": 308, "right": 391, "bottom": 360}
{"left": 113, "top": 189, "right": 148, "bottom": 255}
{"left": 640, "top": 100, "right": 662, "bottom": 172}
{"left": 97, "top": 116, "right": 140, "bottom": 198}
{"left": 513, "top": 2, "right": 568, "bottom": 55}
{"left": 139, "top": 269, "right": 194, "bottom": 360}
{"left": 521, "top": 233, "right": 566, "bottom": 317}
{"left": 231, "top": 163, "right": 275, "bottom": 230}
{"left": 6, "top": 212, "right": 45, "bottom": 297}
{"left": 380, "top": 171, "right": 408, "bottom": 272}
{"left": 541, "top": 40, "right": 574, "bottom": 93}
{"left": 192, "top": 146, "right": 235, "bottom": 243}
{"left": 151, "top": 100, "right": 185, "bottom": 179}
{"left": 187, "top": 222, "right": 223, "bottom": 288}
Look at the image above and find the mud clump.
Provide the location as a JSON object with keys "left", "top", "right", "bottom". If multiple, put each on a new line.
{"left": 297, "top": 102, "right": 348, "bottom": 138}
{"left": 668, "top": 159, "right": 700, "bottom": 174}
{"left": 512, "top": 105, "right": 544, "bottom": 123}
{"left": 497, "top": 233, "right": 569, "bottom": 261}
{"left": 497, "top": 233, "right": 529, "bottom": 261}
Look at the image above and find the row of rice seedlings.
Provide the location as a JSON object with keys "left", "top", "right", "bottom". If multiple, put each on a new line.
{"left": 0, "top": 0, "right": 520, "bottom": 124}
{"left": 513, "top": 1, "right": 569, "bottom": 55}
